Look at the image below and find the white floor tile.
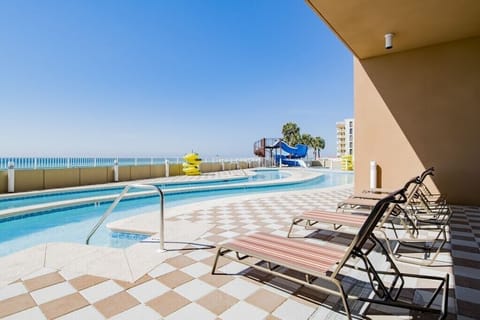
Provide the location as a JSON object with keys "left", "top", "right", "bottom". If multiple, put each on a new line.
{"left": 21, "top": 268, "right": 58, "bottom": 281}
{"left": 185, "top": 250, "right": 213, "bottom": 262}
{"left": 181, "top": 262, "right": 211, "bottom": 277}
{"left": 219, "top": 278, "right": 259, "bottom": 300}
{"left": 79, "top": 280, "right": 124, "bottom": 303}
{"left": 3, "top": 307, "right": 47, "bottom": 320}
{"left": 58, "top": 269, "right": 83, "bottom": 281}
{"left": 218, "top": 231, "right": 240, "bottom": 238}
{"left": 273, "top": 299, "right": 316, "bottom": 320}
{"left": 219, "top": 301, "right": 268, "bottom": 320}
{"left": 148, "top": 263, "right": 176, "bottom": 278}
{"left": 218, "top": 261, "right": 249, "bottom": 274}
{"left": 174, "top": 279, "right": 215, "bottom": 301}
{"left": 0, "top": 282, "right": 27, "bottom": 301}
{"left": 30, "top": 282, "right": 76, "bottom": 305}
{"left": 165, "top": 303, "right": 216, "bottom": 320}
{"left": 218, "top": 224, "right": 236, "bottom": 230}
{"left": 127, "top": 279, "right": 169, "bottom": 303}
{"left": 57, "top": 306, "right": 106, "bottom": 320}
{"left": 110, "top": 304, "right": 160, "bottom": 320}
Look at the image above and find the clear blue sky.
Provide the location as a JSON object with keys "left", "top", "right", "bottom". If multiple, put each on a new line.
{"left": 0, "top": 0, "right": 353, "bottom": 158}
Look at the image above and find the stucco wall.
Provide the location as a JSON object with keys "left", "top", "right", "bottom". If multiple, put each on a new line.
{"left": 0, "top": 161, "right": 263, "bottom": 194}
{"left": 79, "top": 168, "right": 109, "bottom": 186}
{"left": 354, "top": 36, "right": 480, "bottom": 204}
{"left": 44, "top": 169, "right": 80, "bottom": 189}
{"left": 15, "top": 170, "right": 44, "bottom": 192}
{"left": 0, "top": 171, "right": 7, "bottom": 193}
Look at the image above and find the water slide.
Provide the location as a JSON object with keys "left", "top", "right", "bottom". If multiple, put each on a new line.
{"left": 279, "top": 141, "right": 308, "bottom": 158}
{"left": 275, "top": 141, "right": 308, "bottom": 167}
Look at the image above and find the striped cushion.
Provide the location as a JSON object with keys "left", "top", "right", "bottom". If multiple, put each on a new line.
{"left": 223, "top": 232, "right": 346, "bottom": 276}
{"left": 298, "top": 210, "right": 367, "bottom": 227}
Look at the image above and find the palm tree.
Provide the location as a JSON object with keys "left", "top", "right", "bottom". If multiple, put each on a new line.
{"left": 299, "top": 133, "right": 312, "bottom": 148}
{"left": 310, "top": 137, "right": 320, "bottom": 160}
{"left": 313, "top": 136, "right": 325, "bottom": 159}
{"left": 300, "top": 133, "right": 313, "bottom": 159}
{"left": 282, "top": 122, "right": 300, "bottom": 146}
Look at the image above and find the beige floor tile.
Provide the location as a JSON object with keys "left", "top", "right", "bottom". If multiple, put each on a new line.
{"left": 203, "top": 235, "right": 228, "bottom": 244}
{"left": 146, "top": 290, "right": 190, "bottom": 317}
{"left": 201, "top": 255, "right": 229, "bottom": 269}
{"left": 69, "top": 275, "right": 107, "bottom": 291}
{"left": 208, "top": 227, "right": 227, "bottom": 234}
{"left": 0, "top": 293, "right": 37, "bottom": 318}
{"left": 199, "top": 273, "right": 233, "bottom": 288}
{"left": 93, "top": 291, "right": 139, "bottom": 318}
{"left": 157, "top": 270, "right": 194, "bottom": 288}
{"left": 115, "top": 274, "right": 152, "bottom": 290}
{"left": 39, "top": 293, "right": 89, "bottom": 319}
{"left": 23, "top": 272, "right": 65, "bottom": 292}
{"left": 196, "top": 289, "right": 239, "bottom": 315}
{"left": 245, "top": 288, "right": 286, "bottom": 313}
{"left": 164, "top": 255, "right": 196, "bottom": 268}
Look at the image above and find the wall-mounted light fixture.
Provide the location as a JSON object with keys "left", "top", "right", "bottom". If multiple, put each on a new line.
{"left": 385, "top": 33, "right": 394, "bottom": 49}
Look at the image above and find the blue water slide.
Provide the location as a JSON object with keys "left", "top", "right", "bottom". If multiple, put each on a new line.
{"left": 275, "top": 155, "right": 307, "bottom": 167}
{"left": 280, "top": 142, "right": 308, "bottom": 158}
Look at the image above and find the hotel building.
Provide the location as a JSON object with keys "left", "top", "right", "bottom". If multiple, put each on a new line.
{"left": 336, "top": 118, "right": 354, "bottom": 157}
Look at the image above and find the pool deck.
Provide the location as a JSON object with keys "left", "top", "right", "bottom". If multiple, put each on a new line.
{"left": 0, "top": 169, "right": 478, "bottom": 319}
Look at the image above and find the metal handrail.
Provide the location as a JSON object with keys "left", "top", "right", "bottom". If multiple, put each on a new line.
{"left": 85, "top": 184, "right": 165, "bottom": 250}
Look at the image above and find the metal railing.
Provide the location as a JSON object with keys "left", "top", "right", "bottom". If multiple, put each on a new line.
{"left": 0, "top": 156, "right": 261, "bottom": 170}
{"left": 85, "top": 184, "right": 165, "bottom": 250}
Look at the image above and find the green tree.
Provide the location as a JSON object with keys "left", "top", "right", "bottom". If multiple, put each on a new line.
{"left": 313, "top": 136, "right": 325, "bottom": 159}
{"left": 300, "top": 133, "right": 313, "bottom": 148}
{"left": 281, "top": 122, "right": 300, "bottom": 146}
{"left": 300, "top": 133, "right": 313, "bottom": 158}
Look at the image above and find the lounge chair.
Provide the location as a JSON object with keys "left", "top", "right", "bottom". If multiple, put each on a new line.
{"left": 357, "top": 167, "right": 447, "bottom": 218}
{"left": 338, "top": 168, "right": 432, "bottom": 212}
{"left": 365, "top": 167, "right": 434, "bottom": 195}
{"left": 212, "top": 189, "right": 449, "bottom": 319}
{"left": 339, "top": 167, "right": 450, "bottom": 236}
{"left": 288, "top": 176, "right": 450, "bottom": 266}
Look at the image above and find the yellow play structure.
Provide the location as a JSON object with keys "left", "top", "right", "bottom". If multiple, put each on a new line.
{"left": 341, "top": 155, "right": 354, "bottom": 171}
{"left": 183, "top": 152, "right": 202, "bottom": 175}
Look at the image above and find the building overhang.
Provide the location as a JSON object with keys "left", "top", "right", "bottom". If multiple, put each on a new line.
{"left": 306, "top": 0, "right": 480, "bottom": 59}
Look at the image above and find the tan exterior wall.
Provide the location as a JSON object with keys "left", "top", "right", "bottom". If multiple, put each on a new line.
{"left": 200, "top": 163, "right": 223, "bottom": 173}
{"left": 151, "top": 165, "right": 166, "bottom": 177}
{"left": 354, "top": 36, "right": 480, "bottom": 204}
{"left": 169, "top": 164, "right": 184, "bottom": 176}
{"left": 44, "top": 168, "right": 80, "bottom": 189}
{"left": 0, "top": 162, "right": 262, "bottom": 194}
{"left": 130, "top": 165, "right": 151, "bottom": 180}
{"left": 107, "top": 167, "right": 115, "bottom": 182}
{"left": 0, "top": 171, "right": 8, "bottom": 193}
{"left": 118, "top": 167, "right": 131, "bottom": 182}
{"left": 15, "top": 170, "right": 44, "bottom": 192}
{"left": 79, "top": 168, "right": 109, "bottom": 186}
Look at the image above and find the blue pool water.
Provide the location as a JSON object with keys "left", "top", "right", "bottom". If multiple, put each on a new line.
{"left": 0, "top": 170, "right": 353, "bottom": 257}
{"left": 0, "top": 169, "right": 289, "bottom": 211}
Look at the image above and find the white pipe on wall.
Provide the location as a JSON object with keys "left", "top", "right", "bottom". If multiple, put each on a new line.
{"left": 7, "top": 161, "right": 15, "bottom": 193}
{"left": 370, "top": 160, "right": 377, "bottom": 190}
{"left": 113, "top": 159, "right": 119, "bottom": 182}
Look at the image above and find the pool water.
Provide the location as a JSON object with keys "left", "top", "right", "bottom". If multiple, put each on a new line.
{"left": 0, "top": 170, "right": 353, "bottom": 256}
{"left": 0, "top": 169, "right": 289, "bottom": 211}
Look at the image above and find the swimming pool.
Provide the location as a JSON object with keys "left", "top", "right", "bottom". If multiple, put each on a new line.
{"left": 0, "top": 169, "right": 289, "bottom": 211}
{"left": 0, "top": 170, "right": 353, "bottom": 257}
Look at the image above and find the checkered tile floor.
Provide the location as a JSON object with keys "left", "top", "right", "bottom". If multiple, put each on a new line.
{"left": 1, "top": 186, "right": 479, "bottom": 319}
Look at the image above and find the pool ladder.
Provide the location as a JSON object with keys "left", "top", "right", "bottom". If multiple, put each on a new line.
{"left": 85, "top": 184, "right": 165, "bottom": 250}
